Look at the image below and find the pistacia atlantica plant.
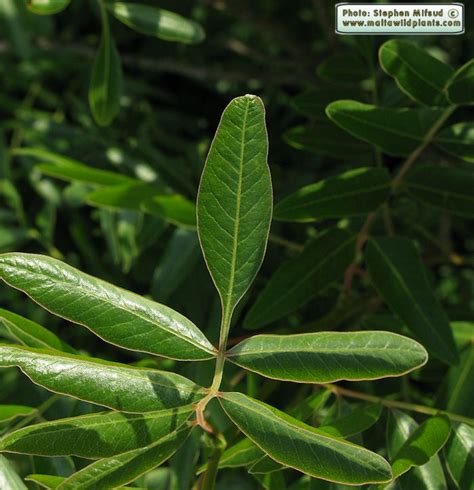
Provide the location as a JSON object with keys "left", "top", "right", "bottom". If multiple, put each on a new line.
{"left": 0, "top": 94, "right": 438, "bottom": 489}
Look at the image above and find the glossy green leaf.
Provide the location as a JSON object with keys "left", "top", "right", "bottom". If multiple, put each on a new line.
{"left": 219, "top": 392, "right": 392, "bottom": 485}
{"left": 56, "top": 425, "right": 191, "bottom": 489}
{"left": 11, "top": 148, "right": 134, "bottom": 186}
{"left": 89, "top": 4, "right": 122, "bottom": 126}
{"left": 0, "top": 405, "right": 36, "bottom": 425}
{"left": 0, "top": 253, "right": 216, "bottom": 360}
{"left": 366, "top": 237, "right": 458, "bottom": 365}
{"left": 404, "top": 164, "right": 474, "bottom": 217}
{"left": 274, "top": 167, "right": 390, "bottom": 222}
{"left": 26, "top": 0, "right": 70, "bottom": 15}
{"left": 387, "top": 410, "right": 447, "bottom": 490}
{"left": 142, "top": 194, "right": 197, "bottom": 228}
{"left": 379, "top": 40, "right": 454, "bottom": 106}
{"left": 222, "top": 401, "right": 383, "bottom": 477}
{"left": 197, "top": 95, "right": 272, "bottom": 321}
{"left": 228, "top": 331, "right": 427, "bottom": 383}
{"left": 283, "top": 123, "right": 372, "bottom": 160}
{"left": 107, "top": 2, "right": 205, "bottom": 44}
{"left": 0, "top": 344, "right": 206, "bottom": 412}
{"left": 290, "top": 86, "right": 361, "bottom": 119}
{"left": 435, "top": 123, "right": 474, "bottom": 163}
{"left": 244, "top": 229, "right": 356, "bottom": 329}
{"left": 448, "top": 59, "right": 474, "bottom": 105}
{"left": 391, "top": 415, "right": 451, "bottom": 479}
{"left": 317, "top": 53, "right": 369, "bottom": 83}
{"left": 0, "top": 405, "right": 193, "bottom": 458}
{"left": 0, "top": 307, "right": 76, "bottom": 353}
{"left": 25, "top": 475, "right": 139, "bottom": 490}
{"left": 0, "top": 455, "right": 26, "bottom": 490}
{"left": 327, "top": 101, "right": 443, "bottom": 156}
{"left": 445, "top": 423, "right": 474, "bottom": 490}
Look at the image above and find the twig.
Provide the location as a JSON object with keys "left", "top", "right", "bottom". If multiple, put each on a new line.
{"left": 323, "top": 384, "right": 474, "bottom": 426}
{"left": 391, "top": 106, "right": 456, "bottom": 188}
{"left": 382, "top": 203, "right": 395, "bottom": 236}
{"left": 268, "top": 233, "right": 304, "bottom": 253}
{"left": 342, "top": 212, "right": 376, "bottom": 296}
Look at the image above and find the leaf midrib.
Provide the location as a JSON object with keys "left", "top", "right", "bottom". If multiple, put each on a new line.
{"left": 224, "top": 98, "right": 250, "bottom": 316}
{"left": 228, "top": 346, "right": 421, "bottom": 357}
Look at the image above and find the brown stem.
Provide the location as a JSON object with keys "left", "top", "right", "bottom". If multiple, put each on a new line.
{"left": 342, "top": 212, "right": 376, "bottom": 296}
{"left": 391, "top": 106, "right": 456, "bottom": 189}
{"left": 323, "top": 384, "right": 474, "bottom": 426}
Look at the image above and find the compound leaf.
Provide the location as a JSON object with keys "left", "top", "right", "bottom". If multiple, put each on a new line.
{"left": 404, "top": 164, "right": 474, "bottom": 217}
{"left": 227, "top": 331, "right": 427, "bottom": 383}
{"left": 448, "top": 59, "right": 474, "bottom": 105}
{"left": 379, "top": 40, "right": 454, "bottom": 106}
{"left": 219, "top": 392, "right": 392, "bottom": 485}
{"left": 327, "top": 101, "right": 443, "bottom": 156}
{"left": 56, "top": 425, "right": 191, "bottom": 489}
{"left": 244, "top": 229, "right": 355, "bottom": 329}
{"left": 107, "top": 2, "right": 205, "bottom": 44}
{"left": 274, "top": 167, "right": 390, "bottom": 222}
{"left": 366, "top": 237, "right": 458, "bottom": 365}
{"left": 0, "top": 405, "right": 193, "bottom": 458}
{"left": 197, "top": 95, "right": 272, "bottom": 322}
{"left": 0, "top": 253, "right": 216, "bottom": 360}
{"left": 0, "top": 344, "right": 206, "bottom": 412}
